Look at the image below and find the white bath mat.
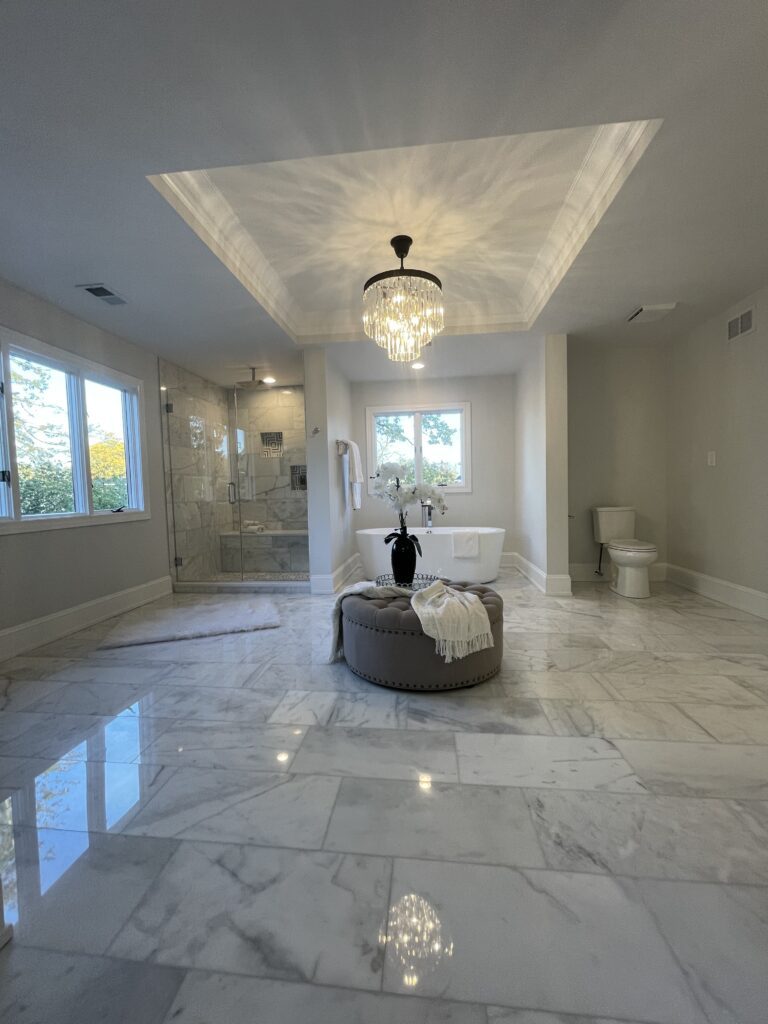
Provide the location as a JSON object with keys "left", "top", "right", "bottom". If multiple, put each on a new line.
{"left": 98, "top": 596, "right": 281, "bottom": 649}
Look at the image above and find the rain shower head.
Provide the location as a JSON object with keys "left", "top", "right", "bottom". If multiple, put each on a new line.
{"left": 235, "top": 367, "right": 274, "bottom": 389}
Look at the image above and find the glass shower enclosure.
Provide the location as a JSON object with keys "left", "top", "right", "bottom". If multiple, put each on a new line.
{"left": 159, "top": 359, "right": 309, "bottom": 584}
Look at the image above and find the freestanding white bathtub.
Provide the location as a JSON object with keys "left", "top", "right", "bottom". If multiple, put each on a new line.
{"left": 357, "top": 527, "right": 506, "bottom": 584}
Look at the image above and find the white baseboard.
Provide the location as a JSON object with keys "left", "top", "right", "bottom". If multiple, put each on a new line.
{"left": 666, "top": 563, "right": 768, "bottom": 620}
{"left": 569, "top": 561, "right": 668, "bottom": 583}
{"left": 0, "top": 576, "right": 173, "bottom": 660}
{"left": 512, "top": 553, "right": 572, "bottom": 596}
{"left": 311, "top": 553, "right": 364, "bottom": 595}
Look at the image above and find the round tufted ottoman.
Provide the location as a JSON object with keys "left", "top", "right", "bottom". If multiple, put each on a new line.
{"left": 341, "top": 583, "right": 503, "bottom": 691}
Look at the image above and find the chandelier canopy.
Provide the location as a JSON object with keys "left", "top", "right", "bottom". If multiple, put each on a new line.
{"left": 362, "top": 235, "right": 444, "bottom": 362}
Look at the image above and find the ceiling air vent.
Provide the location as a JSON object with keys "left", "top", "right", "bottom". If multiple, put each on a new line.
{"left": 76, "top": 283, "right": 126, "bottom": 306}
{"left": 626, "top": 303, "right": 677, "bottom": 323}
{"left": 727, "top": 307, "right": 755, "bottom": 341}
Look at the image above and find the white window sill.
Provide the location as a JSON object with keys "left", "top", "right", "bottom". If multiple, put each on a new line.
{"left": 0, "top": 510, "right": 151, "bottom": 536}
{"left": 365, "top": 484, "right": 472, "bottom": 498}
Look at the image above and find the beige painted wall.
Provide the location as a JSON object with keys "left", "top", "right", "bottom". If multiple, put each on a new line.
{"left": 0, "top": 277, "right": 169, "bottom": 630}
{"left": 567, "top": 337, "right": 668, "bottom": 570}
{"left": 667, "top": 284, "right": 768, "bottom": 592}
{"left": 349, "top": 374, "right": 516, "bottom": 544}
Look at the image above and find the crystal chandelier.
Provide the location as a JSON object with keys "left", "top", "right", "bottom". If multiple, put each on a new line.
{"left": 363, "top": 235, "right": 444, "bottom": 362}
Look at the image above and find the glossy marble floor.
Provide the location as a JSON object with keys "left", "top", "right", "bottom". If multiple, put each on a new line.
{"left": 2, "top": 570, "right": 768, "bottom": 1024}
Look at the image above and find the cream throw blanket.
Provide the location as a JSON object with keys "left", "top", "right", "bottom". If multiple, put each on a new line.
{"left": 329, "top": 580, "right": 493, "bottom": 664}
{"left": 412, "top": 580, "right": 494, "bottom": 663}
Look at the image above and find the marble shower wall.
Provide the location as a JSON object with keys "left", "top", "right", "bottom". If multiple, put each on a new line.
{"left": 160, "top": 360, "right": 234, "bottom": 581}
{"left": 232, "top": 386, "right": 308, "bottom": 532}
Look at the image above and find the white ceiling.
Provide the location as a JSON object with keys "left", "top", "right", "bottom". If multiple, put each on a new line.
{"left": 150, "top": 120, "right": 658, "bottom": 342}
{"left": 0, "top": 2, "right": 767, "bottom": 384}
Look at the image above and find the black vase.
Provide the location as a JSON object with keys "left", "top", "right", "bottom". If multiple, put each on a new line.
{"left": 385, "top": 518, "right": 422, "bottom": 586}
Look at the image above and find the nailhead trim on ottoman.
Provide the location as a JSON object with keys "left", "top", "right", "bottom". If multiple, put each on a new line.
{"left": 340, "top": 583, "right": 503, "bottom": 691}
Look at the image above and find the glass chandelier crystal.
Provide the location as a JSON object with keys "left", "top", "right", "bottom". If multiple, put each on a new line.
{"left": 363, "top": 235, "right": 444, "bottom": 362}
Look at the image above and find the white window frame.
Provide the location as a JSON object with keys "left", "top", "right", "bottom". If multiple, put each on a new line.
{"left": 0, "top": 326, "right": 150, "bottom": 534}
{"left": 366, "top": 401, "right": 472, "bottom": 495}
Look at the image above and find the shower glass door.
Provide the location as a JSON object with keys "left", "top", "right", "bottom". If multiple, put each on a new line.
{"left": 232, "top": 383, "right": 309, "bottom": 580}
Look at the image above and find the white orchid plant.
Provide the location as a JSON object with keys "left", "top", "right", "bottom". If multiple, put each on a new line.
{"left": 372, "top": 462, "right": 448, "bottom": 535}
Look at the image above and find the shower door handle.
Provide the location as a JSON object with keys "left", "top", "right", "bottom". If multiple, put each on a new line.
{"left": 227, "top": 482, "right": 237, "bottom": 504}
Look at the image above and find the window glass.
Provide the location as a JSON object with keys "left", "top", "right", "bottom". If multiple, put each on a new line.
{"left": 10, "top": 354, "right": 75, "bottom": 516}
{"left": 421, "top": 410, "right": 463, "bottom": 486}
{"left": 374, "top": 413, "right": 416, "bottom": 483}
{"left": 85, "top": 379, "right": 129, "bottom": 510}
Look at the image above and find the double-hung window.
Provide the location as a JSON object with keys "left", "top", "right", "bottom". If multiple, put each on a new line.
{"left": 366, "top": 402, "right": 471, "bottom": 493}
{"left": 0, "top": 327, "right": 148, "bottom": 531}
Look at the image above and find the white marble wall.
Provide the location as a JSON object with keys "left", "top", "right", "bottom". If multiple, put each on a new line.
{"left": 160, "top": 360, "right": 234, "bottom": 581}
{"left": 232, "top": 387, "right": 308, "bottom": 533}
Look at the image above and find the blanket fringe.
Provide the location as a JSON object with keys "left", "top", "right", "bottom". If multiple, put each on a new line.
{"left": 434, "top": 631, "right": 494, "bottom": 664}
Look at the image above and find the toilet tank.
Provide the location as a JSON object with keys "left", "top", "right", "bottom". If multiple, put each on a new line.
{"left": 592, "top": 506, "right": 636, "bottom": 543}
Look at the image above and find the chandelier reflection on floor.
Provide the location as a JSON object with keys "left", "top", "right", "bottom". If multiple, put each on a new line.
{"left": 362, "top": 235, "right": 444, "bottom": 363}
{"left": 379, "top": 891, "right": 454, "bottom": 988}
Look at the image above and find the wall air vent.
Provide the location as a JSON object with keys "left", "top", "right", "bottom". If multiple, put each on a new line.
{"left": 727, "top": 307, "right": 755, "bottom": 341}
{"left": 626, "top": 303, "right": 677, "bottom": 323}
{"left": 76, "top": 283, "right": 127, "bottom": 306}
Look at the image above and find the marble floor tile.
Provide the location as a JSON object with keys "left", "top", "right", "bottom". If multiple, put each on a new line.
{"left": 1, "top": 825, "right": 178, "bottom": 953}
{"left": 327, "top": 691, "right": 406, "bottom": 729}
{"left": 110, "top": 843, "right": 390, "bottom": 990}
{"left": 146, "top": 661, "right": 263, "bottom": 687}
{"left": 162, "top": 970, "right": 486, "bottom": 1024}
{"left": 593, "top": 672, "right": 764, "bottom": 705}
{"left": 3, "top": 759, "right": 173, "bottom": 832}
{"left": 616, "top": 740, "right": 768, "bottom": 798}
{"left": 678, "top": 703, "right": 768, "bottom": 744}
{"left": 136, "top": 721, "right": 306, "bottom": 771}
{"left": 24, "top": 680, "right": 157, "bottom": 717}
{"left": 267, "top": 689, "right": 338, "bottom": 725}
{"left": 502, "top": 631, "right": 609, "bottom": 650}
{"left": 382, "top": 860, "right": 701, "bottom": 1022}
{"left": 143, "top": 684, "right": 282, "bottom": 722}
{"left": 540, "top": 700, "right": 712, "bottom": 741}
{"left": 638, "top": 880, "right": 768, "bottom": 1024}
{"left": 290, "top": 727, "right": 459, "bottom": 782}
{"left": 405, "top": 694, "right": 554, "bottom": 735}
{"left": 501, "top": 672, "right": 614, "bottom": 701}
{"left": 123, "top": 767, "right": 339, "bottom": 848}
{"left": 325, "top": 777, "right": 546, "bottom": 866}
{"left": 0, "top": 676, "right": 68, "bottom": 713}
{"left": 0, "top": 946, "right": 184, "bottom": 1024}
{"left": 49, "top": 661, "right": 173, "bottom": 685}
{"left": 456, "top": 734, "right": 647, "bottom": 792}
{"left": 488, "top": 1012, "right": 637, "bottom": 1024}
{"left": 525, "top": 789, "right": 768, "bottom": 883}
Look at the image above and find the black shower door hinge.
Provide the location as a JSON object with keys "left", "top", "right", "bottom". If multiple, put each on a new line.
{"left": 0, "top": 469, "right": 10, "bottom": 485}
{"left": 174, "top": 556, "right": 183, "bottom": 567}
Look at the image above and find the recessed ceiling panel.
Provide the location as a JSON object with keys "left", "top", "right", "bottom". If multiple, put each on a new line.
{"left": 150, "top": 121, "right": 660, "bottom": 343}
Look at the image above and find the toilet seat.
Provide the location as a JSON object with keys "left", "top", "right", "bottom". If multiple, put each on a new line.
{"left": 607, "top": 538, "right": 657, "bottom": 553}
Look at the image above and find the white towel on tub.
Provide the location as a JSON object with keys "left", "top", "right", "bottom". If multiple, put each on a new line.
{"left": 452, "top": 530, "right": 479, "bottom": 558}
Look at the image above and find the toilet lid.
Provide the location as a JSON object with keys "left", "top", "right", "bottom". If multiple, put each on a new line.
{"left": 607, "top": 538, "right": 657, "bottom": 552}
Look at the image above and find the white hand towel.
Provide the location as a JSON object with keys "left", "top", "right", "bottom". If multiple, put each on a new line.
{"left": 342, "top": 439, "right": 364, "bottom": 511}
{"left": 452, "top": 530, "right": 480, "bottom": 558}
{"left": 411, "top": 580, "right": 494, "bottom": 663}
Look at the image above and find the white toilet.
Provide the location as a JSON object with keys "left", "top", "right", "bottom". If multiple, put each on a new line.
{"left": 592, "top": 506, "right": 657, "bottom": 599}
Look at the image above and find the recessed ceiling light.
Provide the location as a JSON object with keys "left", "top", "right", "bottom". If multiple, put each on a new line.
{"left": 281, "top": 389, "right": 293, "bottom": 395}
{"left": 262, "top": 376, "right": 276, "bottom": 384}
{"left": 411, "top": 362, "right": 425, "bottom": 370}
{"left": 160, "top": 385, "right": 167, "bottom": 391}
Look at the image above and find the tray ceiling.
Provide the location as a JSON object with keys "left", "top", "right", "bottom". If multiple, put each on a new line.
{"left": 150, "top": 120, "right": 660, "bottom": 344}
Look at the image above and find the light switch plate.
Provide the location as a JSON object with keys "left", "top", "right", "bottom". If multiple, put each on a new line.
{"left": 707, "top": 451, "right": 717, "bottom": 467}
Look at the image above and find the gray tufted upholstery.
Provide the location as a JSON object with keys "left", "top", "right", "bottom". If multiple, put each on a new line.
{"left": 341, "top": 583, "right": 503, "bottom": 691}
